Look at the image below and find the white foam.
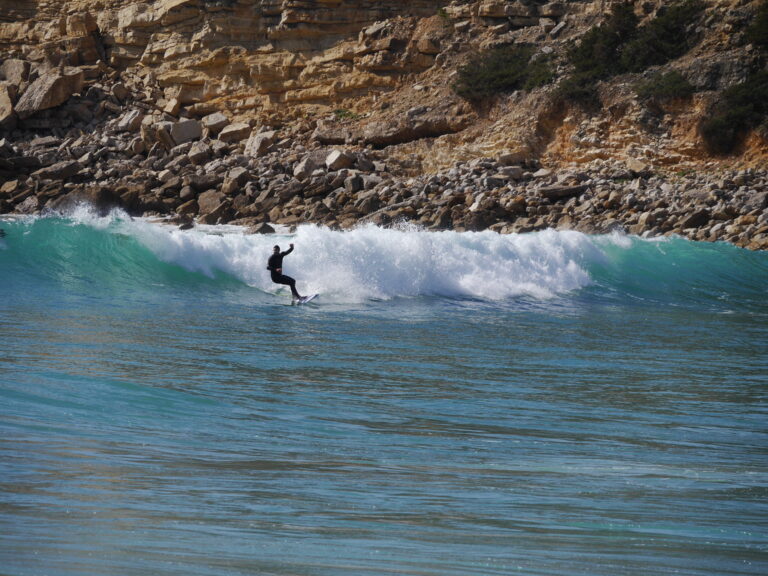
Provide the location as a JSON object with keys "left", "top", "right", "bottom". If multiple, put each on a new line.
{"left": 115, "top": 220, "right": 603, "bottom": 303}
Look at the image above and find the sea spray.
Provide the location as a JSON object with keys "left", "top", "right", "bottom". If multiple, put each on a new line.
{"left": 122, "top": 219, "right": 600, "bottom": 301}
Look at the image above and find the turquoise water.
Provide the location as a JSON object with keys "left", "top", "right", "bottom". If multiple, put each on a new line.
{"left": 2, "top": 210, "right": 767, "bottom": 576}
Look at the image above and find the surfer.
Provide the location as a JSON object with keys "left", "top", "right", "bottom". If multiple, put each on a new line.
{"left": 267, "top": 243, "right": 303, "bottom": 300}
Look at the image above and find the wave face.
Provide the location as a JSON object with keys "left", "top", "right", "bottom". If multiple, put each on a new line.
{"left": 2, "top": 210, "right": 768, "bottom": 310}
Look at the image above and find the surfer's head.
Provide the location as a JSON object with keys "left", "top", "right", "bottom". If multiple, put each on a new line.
{"left": 273, "top": 245, "right": 280, "bottom": 253}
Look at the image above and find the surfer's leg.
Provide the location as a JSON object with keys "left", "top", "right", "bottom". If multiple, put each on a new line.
{"left": 273, "top": 273, "right": 301, "bottom": 299}
{"left": 285, "top": 276, "right": 301, "bottom": 299}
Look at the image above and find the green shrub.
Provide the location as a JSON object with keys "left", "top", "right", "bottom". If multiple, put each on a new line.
{"left": 621, "top": 0, "right": 706, "bottom": 72}
{"left": 333, "top": 108, "right": 361, "bottom": 121}
{"left": 452, "top": 44, "right": 554, "bottom": 102}
{"left": 568, "top": 3, "right": 639, "bottom": 80}
{"left": 701, "top": 70, "right": 768, "bottom": 154}
{"left": 558, "top": 1, "right": 705, "bottom": 110}
{"left": 555, "top": 71, "right": 602, "bottom": 107}
{"left": 745, "top": 1, "right": 768, "bottom": 47}
{"left": 524, "top": 54, "right": 557, "bottom": 91}
{"left": 636, "top": 71, "right": 695, "bottom": 101}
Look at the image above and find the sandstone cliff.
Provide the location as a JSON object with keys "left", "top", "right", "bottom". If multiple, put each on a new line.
{"left": 2, "top": 0, "right": 765, "bottom": 171}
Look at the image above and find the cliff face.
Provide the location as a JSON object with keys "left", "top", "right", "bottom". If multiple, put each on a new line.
{"left": 0, "top": 0, "right": 766, "bottom": 173}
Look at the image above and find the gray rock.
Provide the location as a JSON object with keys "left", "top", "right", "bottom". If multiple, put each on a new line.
{"left": 197, "top": 190, "right": 226, "bottom": 215}
{"left": 326, "top": 149, "right": 355, "bottom": 171}
{"left": 116, "top": 109, "right": 144, "bottom": 132}
{"left": 188, "top": 141, "right": 212, "bottom": 165}
{"left": 201, "top": 112, "right": 229, "bottom": 134}
{"left": 218, "top": 122, "right": 251, "bottom": 143}
{"left": 679, "top": 209, "right": 710, "bottom": 229}
{"left": 293, "top": 156, "right": 318, "bottom": 181}
{"left": 244, "top": 130, "right": 276, "bottom": 157}
{"left": 15, "top": 68, "right": 85, "bottom": 120}
{"left": 0, "top": 84, "right": 16, "bottom": 130}
{"left": 170, "top": 118, "right": 202, "bottom": 145}
{"left": 0, "top": 59, "right": 30, "bottom": 87}
{"left": 32, "top": 160, "right": 81, "bottom": 180}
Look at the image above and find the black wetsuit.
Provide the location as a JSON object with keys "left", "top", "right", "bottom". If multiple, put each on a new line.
{"left": 267, "top": 246, "right": 300, "bottom": 298}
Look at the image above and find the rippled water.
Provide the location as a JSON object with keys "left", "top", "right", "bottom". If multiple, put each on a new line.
{"left": 1, "top": 215, "right": 767, "bottom": 575}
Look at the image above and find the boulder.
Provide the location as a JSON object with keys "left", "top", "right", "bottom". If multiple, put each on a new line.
{"left": 218, "top": 122, "right": 251, "bottom": 143}
{"left": 0, "top": 84, "right": 16, "bottom": 130}
{"left": 47, "top": 186, "right": 122, "bottom": 216}
{"left": 626, "top": 157, "right": 650, "bottom": 175}
{"left": 184, "top": 173, "right": 222, "bottom": 192}
{"left": 293, "top": 156, "right": 319, "bottom": 181}
{"left": 163, "top": 98, "right": 181, "bottom": 116}
{"left": 222, "top": 166, "right": 249, "bottom": 195}
{"left": 201, "top": 112, "right": 229, "bottom": 134}
{"left": 188, "top": 141, "right": 212, "bottom": 165}
{"left": 326, "top": 149, "right": 355, "bottom": 171}
{"left": 197, "top": 190, "right": 226, "bottom": 215}
{"left": 679, "top": 209, "right": 710, "bottom": 229}
{"left": 15, "top": 68, "right": 85, "bottom": 120}
{"left": 226, "top": 166, "right": 249, "bottom": 186}
{"left": 116, "top": 109, "right": 144, "bottom": 132}
{"left": 0, "top": 59, "right": 30, "bottom": 87}
{"left": 244, "top": 130, "right": 276, "bottom": 157}
{"left": 248, "top": 222, "right": 275, "bottom": 234}
{"left": 539, "top": 184, "right": 588, "bottom": 201}
{"left": 32, "top": 160, "right": 82, "bottom": 181}
{"left": 170, "top": 118, "right": 202, "bottom": 145}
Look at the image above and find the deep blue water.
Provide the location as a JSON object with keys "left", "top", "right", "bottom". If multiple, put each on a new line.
{"left": 1, "top": 212, "right": 767, "bottom": 576}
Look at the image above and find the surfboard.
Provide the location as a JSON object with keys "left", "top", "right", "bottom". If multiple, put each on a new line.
{"left": 295, "top": 293, "right": 319, "bottom": 305}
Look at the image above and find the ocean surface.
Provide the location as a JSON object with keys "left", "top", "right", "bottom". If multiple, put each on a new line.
{"left": 1, "top": 209, "right": 767, "bottom": 576}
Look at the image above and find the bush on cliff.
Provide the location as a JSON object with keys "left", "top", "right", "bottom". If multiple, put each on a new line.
{"left": 700, "top": 70, "right": 768, "bottom": 154}
{"left": 620, "top": 0, "right": 706, "bottom": 72}
{"left": 745, "top": 0, "right": 768, "bottom": 48}
{"left": 556, "top": 3, "right": 639, "bottom": 105}
{"left": 558, "top": 0, "right": 705, "bottom": 107}
{"left": 452, "top": 44, "right": 554, "bottom": 102}
{"left": 567, "top": 3, "right": 639, "bottom": 80}
{"left": 636, "top": 71, "right": 696, "bottom": 102}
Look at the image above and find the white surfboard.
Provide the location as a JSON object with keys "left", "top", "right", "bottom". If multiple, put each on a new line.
{"left": 295, "top": 293, "right": 319, "bottom": 305}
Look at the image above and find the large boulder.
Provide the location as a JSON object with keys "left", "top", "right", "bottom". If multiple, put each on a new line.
{"left": 15, "top": 68, "right": 85, "bottom": 120}
{"left": 218, "top": 122, "right": 251, "bottom": 143}
{"left": 244, "top": 130, "right": 276, "bottom": 157}
{"left": 325, "top": 149, "right": 355, "bottom": 171}
{"left": 170, "top": 118, "right": 202, "bottom": 145}
{"left": 32, "top": 160, "right": 82, "bottom": 181}
{"left": 0, "top": 84, "right": 16, "bottom": 130}
{"left": 116, "top": 109, "right": 144, "bottom": 132}
{"left": 201, "top": 111, "right": 229, "bottom": 134}
{"left": 0, "top": 59, "right": 30, "bottom": 87}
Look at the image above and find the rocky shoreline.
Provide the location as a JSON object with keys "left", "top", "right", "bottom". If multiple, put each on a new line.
{"left": 1, "top": 65, "right": 767, "bottom": 250}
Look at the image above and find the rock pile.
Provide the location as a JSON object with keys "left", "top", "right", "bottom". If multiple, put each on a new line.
{"left": 1, "top": 85, "right": 767, "bottom": 250}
